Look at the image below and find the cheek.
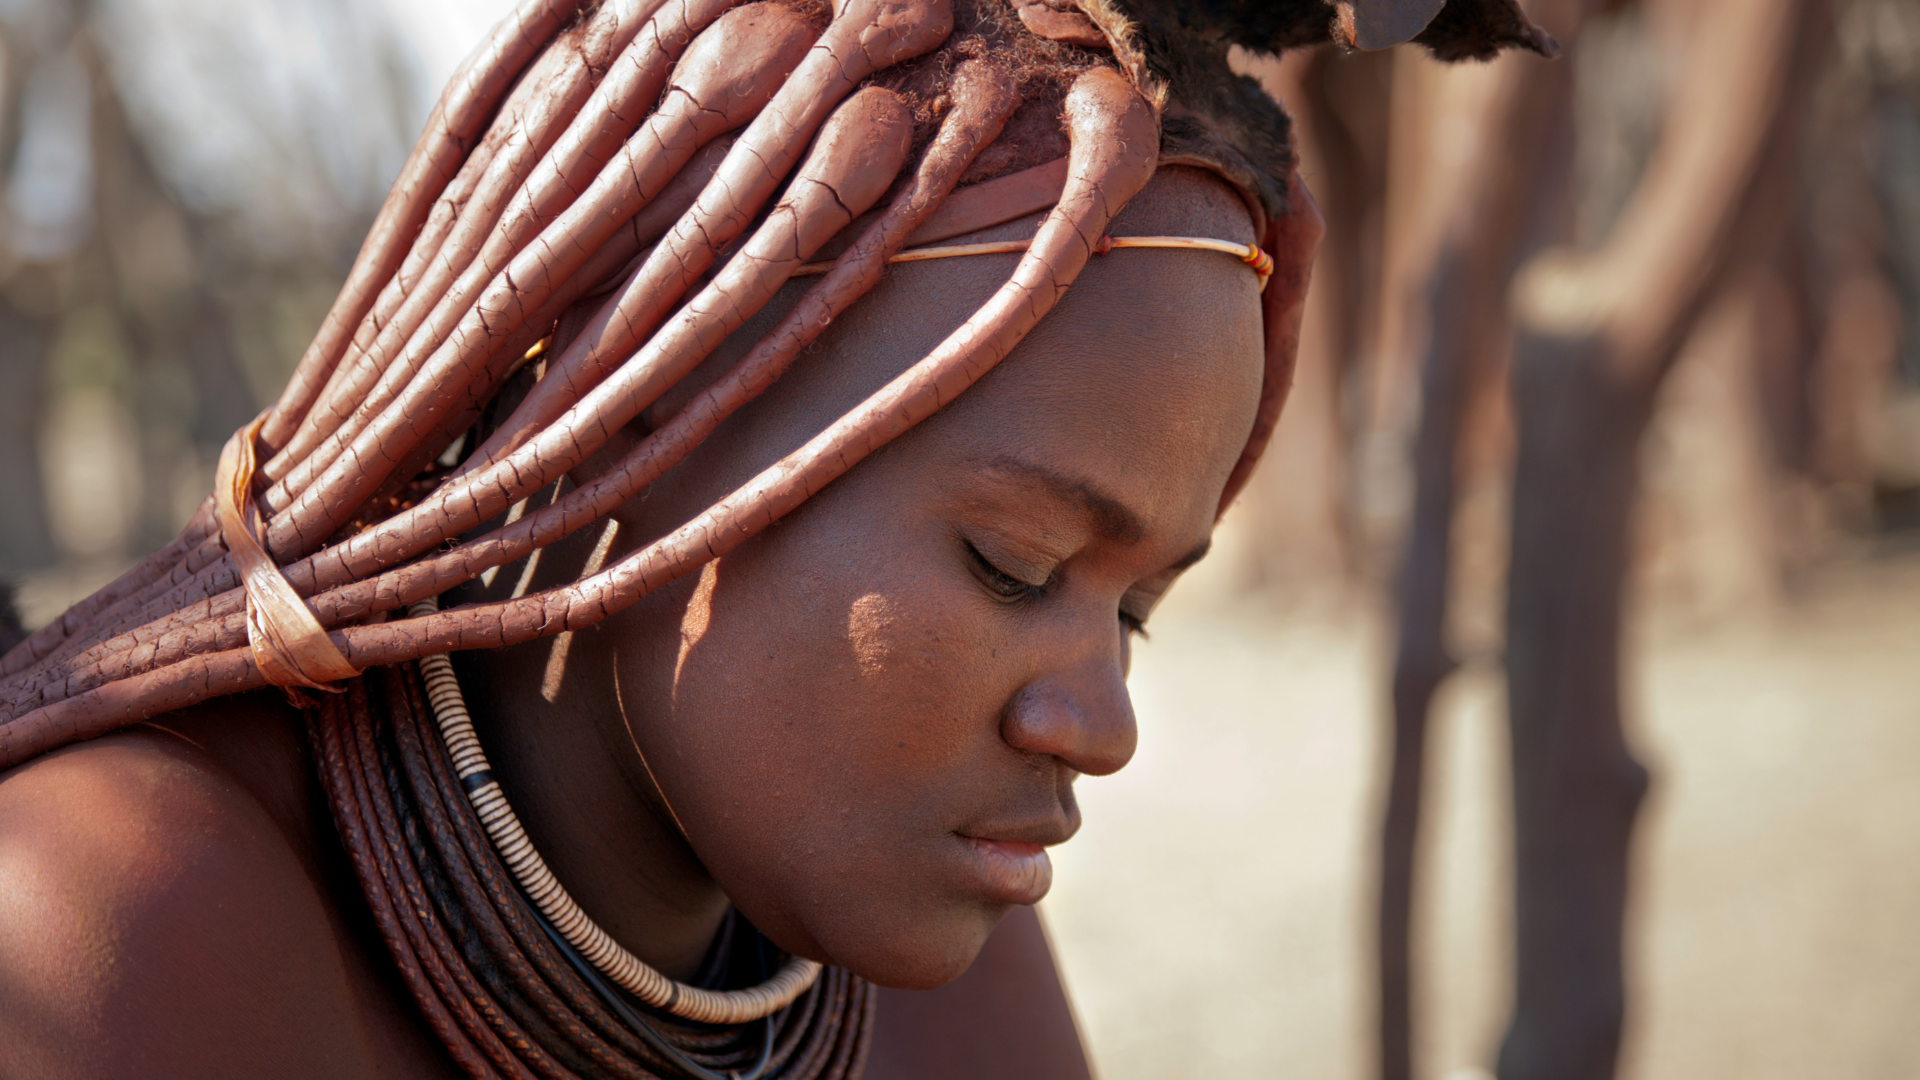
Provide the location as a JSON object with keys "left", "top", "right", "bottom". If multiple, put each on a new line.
{"left": 837, "top": 589, "right": 1018, "bottom": 778}
{"left": 630, "top": 520, "right": 1017, "bottom": 932}
{"left": 663, "top": 561, "right": 1002, "bottom": 820}
{"left": 844, "top": 590, "right": 986, "bottom": 714}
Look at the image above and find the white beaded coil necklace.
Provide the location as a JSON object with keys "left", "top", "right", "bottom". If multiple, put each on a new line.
{"left": 407, "top": 597, "right": 822, "bottom": 1026}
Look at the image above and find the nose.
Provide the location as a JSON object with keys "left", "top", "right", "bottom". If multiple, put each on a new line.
{"left": 1000, "top": 638, "right": 1138, "bottom": 777}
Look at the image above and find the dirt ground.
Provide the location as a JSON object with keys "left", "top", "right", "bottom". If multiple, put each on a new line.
{"left": 1041, "top": 550, "right": 1920, "bottom": 1080}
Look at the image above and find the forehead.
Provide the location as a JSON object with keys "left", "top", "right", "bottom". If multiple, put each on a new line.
{"left": 636, "top": 166, "right": 1265, "bottom": 537}
{"left": 907, "top": 169, "right": 1266, "bottom": 539}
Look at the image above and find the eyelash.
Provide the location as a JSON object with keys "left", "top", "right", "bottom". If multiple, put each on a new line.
{"left": 966, "top": 541, "right": 1042, "bottom": 601}
{"left": 965, "top": 541, "right": 1151, "bottom": 638}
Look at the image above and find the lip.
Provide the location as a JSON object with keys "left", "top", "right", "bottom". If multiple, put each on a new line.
{"left": 956, "top": 835, "right": 1055, "bottom": 905}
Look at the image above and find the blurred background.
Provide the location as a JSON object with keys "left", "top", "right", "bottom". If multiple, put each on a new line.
{"left": 0, "top": 0, "right": 1914, "bottom": 1077}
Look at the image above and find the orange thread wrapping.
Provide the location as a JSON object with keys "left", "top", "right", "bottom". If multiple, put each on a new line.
{"left": 1241, "top": 244, "right": 1275, "bottom": 283}
{"left": 214, "top": 416, "right": 359, "bottom": 690}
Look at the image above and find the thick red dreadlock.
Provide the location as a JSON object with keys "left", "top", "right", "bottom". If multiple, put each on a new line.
{"left": 0, "top": 0, "right": 1548, "bottom": 1075}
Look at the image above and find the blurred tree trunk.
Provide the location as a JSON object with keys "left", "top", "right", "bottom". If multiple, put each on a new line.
{"left": 0, "top": 21, "right": 58, "bottom": 579}
{"left": 1498, "top": 327, "right": 1653, "bottom": 1080}
{"left": 1378, "top": 32, "right": 1578, "bottom": 1078}
{"left": 1296, "top": 46, "right": 1395, "bottom": 583}
{"left": 1234, "top": 46, "right": 1393, "bottom": 602}
{"left": 0, "top": 304, "right": 56, "bottom": 576}
{"left": 1495, "top": 0, "right": 1827, "bottom": 1075}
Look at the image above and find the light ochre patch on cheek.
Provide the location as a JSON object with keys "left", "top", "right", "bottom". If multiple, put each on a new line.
{"left": 846, "top": 592, "right": 900, "bottom": 676}
{"left": 671, "top": 560, "right": 722, "bottom": 698}
{"left": 540, "top": 520, "right": 621, "bottom": 703}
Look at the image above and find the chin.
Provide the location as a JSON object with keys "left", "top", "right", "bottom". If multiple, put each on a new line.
{"left": 779, "top": 896, "right": 1013, "bottom": 992}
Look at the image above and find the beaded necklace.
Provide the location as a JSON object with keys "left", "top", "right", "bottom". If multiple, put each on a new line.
{"left": 307, "top": 652, "right": 873, "bottom": 1080}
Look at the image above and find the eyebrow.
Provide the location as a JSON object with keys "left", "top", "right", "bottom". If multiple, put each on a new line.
{"left": 976, "top": 457, "right": 1213, "bottom": 572}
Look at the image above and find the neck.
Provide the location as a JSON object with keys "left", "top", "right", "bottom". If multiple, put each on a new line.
{"left": 452, "top": 619, "right": 729, "bottom": 982}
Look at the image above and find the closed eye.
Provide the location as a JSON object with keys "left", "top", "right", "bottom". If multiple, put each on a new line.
{"left": 965, "top": 540, "right": 1044, "bottom": 602}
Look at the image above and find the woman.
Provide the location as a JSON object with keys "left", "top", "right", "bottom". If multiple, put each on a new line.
{"left": 0, "top": 1, "right": 1546, "bottom": 1076}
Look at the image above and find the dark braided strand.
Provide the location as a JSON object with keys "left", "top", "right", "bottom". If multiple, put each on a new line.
{"left": 309, "top": 688, "right": 510, "bottom": 1079}
{"left": 335, "top": 675, "right": 555, "bottom": 1078}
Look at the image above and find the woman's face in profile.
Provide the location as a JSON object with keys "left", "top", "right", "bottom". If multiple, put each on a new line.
{"left": 565, "top": 167, "right": 1268, "bottom": 990}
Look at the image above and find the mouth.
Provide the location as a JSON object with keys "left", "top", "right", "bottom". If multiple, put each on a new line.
{"left": 955, "top": 834, "right": 1056, "bottom": 905}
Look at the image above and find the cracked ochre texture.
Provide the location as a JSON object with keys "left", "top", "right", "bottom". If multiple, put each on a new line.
{"left": 0, "top": 0, "right": 1548, "bottom": 782}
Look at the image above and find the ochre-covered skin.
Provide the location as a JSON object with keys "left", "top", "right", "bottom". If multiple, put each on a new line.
{"left": 584, "top": 67, "right": 1159, "bottom": 619}
{"left": 306, "top": 661, "right": 877, "bottom": 1077}
{"left": 1216, "top": 169, "right": 1324, "bottom": 516}
{"left": 0, "top": 162, "right": 1263, "bottom": 1080}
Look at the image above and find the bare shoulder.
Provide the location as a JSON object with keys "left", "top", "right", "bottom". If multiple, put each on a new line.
{"left": 0, "top": 706, "right": 451, "bottom": 1080}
